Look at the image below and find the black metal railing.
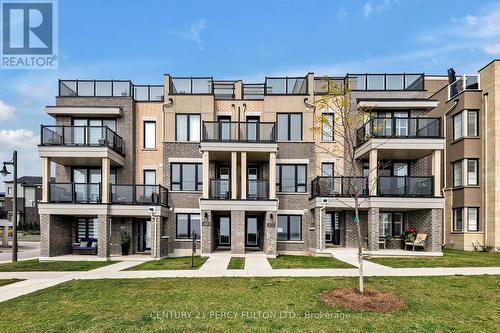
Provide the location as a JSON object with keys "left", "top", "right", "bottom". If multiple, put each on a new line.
{"left": 133, "top": 85, "right": 164, "bottom": 101}
{"left": 49, "top": 183, "right": 102, "bottom": 203}
{"left": 356, "top": 117, "right": 441, "bottom": 146}
{"left": 265, "top": 77, "right": 308, "bottom": 95}
{"left": 377, "top": 176, "right": 433, "bottom": 197}
{"left": 213, "top": 81, "right": 235, "bottom": 100}
{"left": 311, "top": 176, "right": 368, "bottom": 198}
{"left": 58, "top": 80, "right": 164, "bottom": 101}
{"left": 110, "top": 184, "right": 168, "bottom": 207}
{"left": 202, "top": 121, "right": 276, "bottom": 142}
{"left": 41, "top": 125, "right": 125, "bottom": 156}
{"left": 247, "top": 179, "right": 269, "bottom": 200}
{"left": 170, "top": 77, "right": 213, "bottom": 94}
{"left": 243, "top": 83, "right": 265, "bottom": 100}
{"left": 209, "top": 179, "right": 231, "bottom": 199}
{"left": 346, "top": 73, "right": 424, "bottom": 91}
{"left": 314, "top": 77, "right": 346, "bottom": 94}
{"left": 448, "top": 74, "right": 480, "bottom": 99}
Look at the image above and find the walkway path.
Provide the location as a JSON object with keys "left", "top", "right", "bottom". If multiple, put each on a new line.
{"left": 0, "top": 251, "right": 498, "bottom": 303}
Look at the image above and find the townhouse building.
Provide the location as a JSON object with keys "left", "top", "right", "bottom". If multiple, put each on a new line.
{"left": 4, "top": 176, "right": 44, "bottom": 228}
{"left": 37, "top": 68, "right": 461, "bottom": 260}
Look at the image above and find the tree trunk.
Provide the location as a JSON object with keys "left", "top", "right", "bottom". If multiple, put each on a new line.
{"left": 354, "top": 197, "right": 364, "bottom": 293}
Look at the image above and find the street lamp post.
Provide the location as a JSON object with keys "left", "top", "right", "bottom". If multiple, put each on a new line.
{"left": 1, "top": 151, "right": 18, "bottom": 262}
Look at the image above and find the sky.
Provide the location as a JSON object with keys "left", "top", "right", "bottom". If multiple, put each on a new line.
{"left": 0, "top": 0, "right": 499, "bottom": 190}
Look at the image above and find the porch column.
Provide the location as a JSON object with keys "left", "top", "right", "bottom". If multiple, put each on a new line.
{"left": 431, "top": 150, "right": 442, "bottom": 197}
{"left": 367, "top": 208, "right": 379, "bottom": 251}
{"left": 1, "top": 226, "right": 8, "bottom": 247}
{"left": 41, "top": 157, "right": 51, "bottom": 202}
{"left": 202, "top": 151, "right": 209, "bottom": 199}
{"left": 368, "top": 149, "right": 378, "bottom": 196}
{"left": 241, "top": 152, "right": 247, "bottom": 199}
{"left": 201, "top": 210, "right": 213, "bottom": 254}
{"left": 430, "top": 209, "right": 443, "bottom": 252}
{"left": 97, "top": 214, "right": 111, "bottom": 259}
{"left": 231, "top": 152, "right": 238, "bottom": 199}
{"left": 263, "top": 211, "right": 277, "bottom": 255}
{"left": 269, "top": 152, "right": 276, "bottom": 199}
{"left": 101, "top": 158, "right": 110, "bottom": 204}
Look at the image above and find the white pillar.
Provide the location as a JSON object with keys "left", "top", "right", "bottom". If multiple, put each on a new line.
{"left": 269, "top": 152, "right": 276, "bottom": 199}
{"left": 431, "top": 150, "right": 442, "bottom": 197}
{"left": 368, "top": 149, "right": 378, "bottom": 196}
{"left": 231, "top": 152, "right": 238, "bottom": 199}
{"left": 241, "top": 152, "right": 247, "bottom": 199}
{"left": 101, "top": 158, "right": 110, "bottom": 204}
{"left": 202, "top": 151, "right": 209, "bottom": 199}
{"left": 41, "top": 157, "right": 51, "bottom": 202}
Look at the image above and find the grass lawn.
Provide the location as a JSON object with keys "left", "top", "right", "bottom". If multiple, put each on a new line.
{"left": 0, "top": 260, "right": 118, "bottom": 272}
{"left": 227, "top": 257, "right": 245, "bottom": 269}
{"left": 126, "top": 256, "right": 208, "bottom": 270}
{"left": 268, "top": 255, "right": 354, "bottom": 269}
{"left": 367, "top": 249, "right": 500, "bottom": 268}
{"left": 0, "top": 279, "right": 22, "bottom": 287}
{"left": 0, "top": 276, "right": 498, "bottom": 332}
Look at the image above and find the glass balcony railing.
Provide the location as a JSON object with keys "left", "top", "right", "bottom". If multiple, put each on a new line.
{"left": 213, "top": 81, "right": 235, "bottom": 100}
{"left": 311, "top": 176, "right": 368, "bottom": 198}
{"left": 356, "top": 117, "right": 441, "bottom": 146}
{"left": 265, "top": 77, "right": 308, "bottom": 95}
{"left": 346, "top": 73, "right": 424, "bottom": 91}
{"left": 110, "top": 184, "right": 168, "bottom": 206}
{"left": 448, "top": 74, "right": 480, "bottom": 99}
{"left": 202, "top": 121, "right": 276, "bottom": 143}
{"left": 41, "top": 125, "right": 125, "bottom": 156}
{"left": 377, "top": 176, "right": 433, "bottom": 197}
{"left": 247, "top": 179, "right": 269, "bottom": 200}
{"left": 58, "top": 80, "right": 164, "bottom": 101}
{"left": 170, "top": 77, "right": 213, "bottom": 94}
{"left": 49, "top": 183, "right": 102, "bottom": 203}
{"left": 243, "top": 84, "right": 265, "bottom": 100}
{"left": 209, "top": 179, "right": 231, "bottom": 199}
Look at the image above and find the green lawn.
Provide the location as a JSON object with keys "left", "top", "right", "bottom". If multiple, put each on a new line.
{"left": 268, "top": 255, "right": 354, "bottom": 269}
{"left": 126, "top": 256, "right": 208, "bottom": 270}
{"left": 0, "top": 276, "right": 498, "bottom": 332}
{"left": 367, "top": 249, "right": 500, "bottom": 268}
{"left": 227, "top": 257, "right": 245, "bottom": 269}
{"left": 0, "top": 279, "right": 22, "bottom": 287}
{"left": 0, "top": 260, "right": 118, "bottom": 272}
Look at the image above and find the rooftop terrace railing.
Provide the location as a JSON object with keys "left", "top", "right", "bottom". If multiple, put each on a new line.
{"left": 448, "top": 74, "right": 480, "bottom": 99}
{"left": 59, "top": 80, "right": 164, "bottom": 101}
{"left": 265, "top": 76, "right": 308, "bottom": 95}
{"left": 170, "top": 77, "right": 213, "bottom": 95}
{"left": 243, "top": 83, "right": 265, "bottom": 100}
{"left": 213, "top": 81, "right": 235, "bottom": 100}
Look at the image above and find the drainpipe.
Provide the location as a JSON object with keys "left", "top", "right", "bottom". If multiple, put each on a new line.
{"left": 319, "top": 200, "right": 327, "bottom": 252}
{"left": 483, "top": 93, "right": 488, "bottom": 246}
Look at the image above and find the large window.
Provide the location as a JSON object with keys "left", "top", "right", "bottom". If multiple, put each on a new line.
{"left": 467, "top": 207, "right": 479, "bottom": 232}
{"left": 276, "top": 164, "right": 307, "bottom": 193}
{"left": 453, "top": 208, "right": 463, "bottom": 232}
{"left": 379, "top": 212, "right": 404, "bottom": 237}
{"left": 76, "top": 218, "right": 98, "bottom": 242}
{"left": 453, "top": 160, "right": 462, "bottom": 187}
{"left": 453, "top": 112, "right": 462, "bottom": 140}
{"left": 467, "top": 110, "right": 479, "bottom": 137}
{"left": 24, "top": 187, "right": 36, "bottom": 207}
{"left": 277, "top": 113, "right": 302, "bottom": 141}
{"left": 176, "top": 114, "right": 201, "bottom": 141}
{"left": 277, "top": 215, "right": 302, "bottom": 241}
{"left": 176, "top": 213, "right": 200, "bottom": 239}
{"left": 321, "top": 113, "right": 334, "bottom": 141}
{"left": 467, "top": 159, "right": 478, "bottom": 186}
{"left": 321, "top": 162, "right": 334, "bottom": 177}
{"left": 143, "top": 121, "right": 156, "bottom": 149}
{"left": 171, "top": 163, "right": 202, "bottom": 191}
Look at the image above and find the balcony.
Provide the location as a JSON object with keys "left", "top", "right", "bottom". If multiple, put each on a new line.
{"left": 58, "top": 80, "right": 163, "bottom": 101}
{"left": 213, "top": 81, "right": 235, "bottom": 100}
{"left": 448, "top": 74, "right": 480, "bottom": 99}
{"left": 209, "top": 179, "right": 231, "bottom": 199}
{"left": 311, "top": 176, "right": 368, "bottom": 198}
{"left": 346, "top": 73, "right": 424, "bottom": 91}
{"left": 377, "top": 176, "right": 433, "bottom": 197}
{"left": 202, "top": 121, "right": 275, "bottom": 142}
{"left": 110, "top": 184, "right": 168, "bottom": 207}
{"left": 170, "top": 77, "right": 213, "bottom": 95}
{"left": 265, "top": 77, "right": 308, "bottom": 95}
{"left": 49, "top": 183, "right": 102, "bottom": 203}
{"left": 243, "top": 84, "right": 265, "bottom": 100}
{"left": 356, "top": 117, "right": 441, "bottom": 147}
{"left": 247, "top": 179, "right": 269, "bottom": 200}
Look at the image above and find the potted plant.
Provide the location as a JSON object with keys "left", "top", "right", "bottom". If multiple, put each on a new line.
{"left": 120, "top": 231, "right": 131, "bottom": 255}
{"left": 403, "top": 228, "right": 417, "bottom": 242}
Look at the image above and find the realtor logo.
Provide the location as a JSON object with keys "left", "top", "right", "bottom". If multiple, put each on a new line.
{"left": 1, "top": 0, "right": 58, "bottom": 69}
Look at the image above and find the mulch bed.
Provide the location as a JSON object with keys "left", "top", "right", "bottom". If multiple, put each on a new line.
{"left": 320, "top": 288, "right": 405, "bottom": 313}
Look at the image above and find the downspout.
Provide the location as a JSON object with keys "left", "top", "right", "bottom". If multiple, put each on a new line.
{"left": 483, "top": 93, "right": 488, "bottom": 246}
{"left": 319, "top": 201, "right": 327, "bottom": 252}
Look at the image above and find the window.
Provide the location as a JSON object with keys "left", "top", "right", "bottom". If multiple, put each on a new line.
{"left": 171, "top": 163, "right": 202, "bottom": 191}
{"left": 321, "top": 162, "right": 334, "bottom": 177}
{"left": 24, "top": 187, "right": 36, "bottom": 208}
{"left": 453, "top": 112, "right": 462, "bottom": 140}
{"left": 467, "top": 110, "right": 478, "bottom": 137}
{"left": 467, "top": 159, "right": 478, "bottom": 186}
{"left": 276, "top": 164, "right": 306, "bottom": 193}
{"left": 176, "top": 213, "right": 200, "bottom": 239}
{"left": 277, "top": 113, "right": 302, "bottom": 141}
{"left": 393, "top": 213, "right": 403, "bottom": 237}
{"left": 453, "top": 208, "right": 463, "bottom": 232}
{"left": 143, "top": 121, "right": 156, "bottom": 149}
{"left": 7, "top": 186, "right": 12, "bottom": 195}
{"left": 453, "top": 160, "right": 462, "bottom": 187}
{"left": 277, "top": 215, "right": 302, "bottom": 241}
{"left": 379, "top": 213, "right": 392, "bottom": 237}
{"left": 144, "top": 170, "right": 156, "bottom": 185}
{"left": 321, "top": 113, "right": 334, "bottom": 141}
{"left": 467, "top": 208, "right": 479, "bottom": 232}
{"left": 76, "top": 218, "right": 98, "bottom": 242}
{"left": 176, "top": 114, "right": 201, "bottom": 141}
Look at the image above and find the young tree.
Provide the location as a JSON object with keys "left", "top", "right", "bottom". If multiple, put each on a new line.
{"left": 311, "top": 77, "right": 386, "bottom": 293}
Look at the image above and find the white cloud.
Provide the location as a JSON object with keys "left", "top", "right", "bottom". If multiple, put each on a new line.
{"left": 182, "top": 19, "right": 207, "bottom": 44}
{"left": 0, "top": 100, "right": 15, "bottom": 120}
{"left": 363, "top": 0, "right": 399, "bottom": 19}
{"left": 484, "top": 43, "right": 500, "bottom": 55}
{"left": 363, "top": 2, "right": 372, "bottom": 18}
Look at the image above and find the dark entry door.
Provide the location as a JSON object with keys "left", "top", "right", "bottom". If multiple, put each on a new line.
{"left": 138, "top": 219, "right": 152, "bottom": 252}
{"left": 245, "top": 216, "right": 260, "bottom": 247}
{"left": 217, "top": 216, "right": 231, "bottom": 246}
{"left": 325, "top": 212, "right": 341, "bottom": 245}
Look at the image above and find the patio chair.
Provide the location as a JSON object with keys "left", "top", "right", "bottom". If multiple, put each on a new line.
{"left": 405, "top": 233, "right": 427, "bottom": 251}
{"left": 72, "top": 238, "right": 98, "bottom": 255}
{"left": 379, "top": 238, "right": 386, "bottom": 249}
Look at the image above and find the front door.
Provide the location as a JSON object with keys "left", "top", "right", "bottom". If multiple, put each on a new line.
{"left": 325, "top": 212, "right": 341, "bottom": 245}
{"left": 138, "top": 219, "right": 152, "bottom": 252}
{"left": 217, "top": 216, "right": 231, "bottom": 246}
{"left": 245, "top": 216, "right": 260, "bottom": 247}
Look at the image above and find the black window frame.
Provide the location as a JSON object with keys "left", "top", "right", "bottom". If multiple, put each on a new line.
{"left": 467, "top": 207, "right": 479, "bottom": 232}
{"left": 175, "top": 113, "right": 201, "bottom": 142}
{"left": 321, "top": 162, "right": 335, "bottom": 177}
{"left": 453, "top": 208, "right": 463, "bottom": 232}
{"left": 75, "top": 218, "right": 97, "bottom": 242}
{"left": 143, "top": 169, "right": 156, "bottom": 185}
{"left": 276, "top": 164, "right": 307, "bottom": 193}
{"left": 176, "top": 213, "right": 201, "bottom": 239}
{"left": 277, "top": 215, "right": 302, "bottom": 241}
{"left": 170, "top": 163, "right": 203, "bottom": 191}
{"left": 143, "top": 120, "right": 156, "bottom": 149}
{"left": 276, "top": 112, "right": 303, "bottom": 141}
{"left": 71, "top": 167, "right": 117, "bottom": 183}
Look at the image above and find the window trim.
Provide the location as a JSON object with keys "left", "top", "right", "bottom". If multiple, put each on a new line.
{"left": 452, "top": 160, "right": 463, "bottom": 188}
{"left": 175, "top": 113, "right": 201, "bottom": 142}
{"left": 143, "top": 169, "right": 156, "bottom": 185}
{"left": 143, "top": 120, "right": 156, "bottom": 149}
{"left": 321, "top": 162, "right": 335, "bottom": 177}
{"left": 467, "top": 110, "right": 479, "bottom": 137}
{"left": 277, "top": 215, "right": 302, "bottom": 241}
{"left": 467, "top": 207, "right": 479, "bottom": 232}
{"left": 467, "top": 159, "right": 479, "bottom": 186}
{"left": 321, "top": 113, "right": 334, "bottom": 142}
{"left": 276, "top": 112, "right": 303, "bottom": 141}
{"left": 176, "top": 213, "right": 201, "bottom": 239}
{"left": 276, "top": 164, "right": 307, "bottom": 193}
{"left": 452, "top": 112, "right": 463, "bottom": 141}
{"left": 170, "top": 163, "right": 203, "bottom": 191}
{"left": 453, "top": 208, "right": 463, "bottom": 232}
